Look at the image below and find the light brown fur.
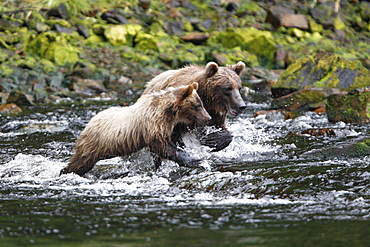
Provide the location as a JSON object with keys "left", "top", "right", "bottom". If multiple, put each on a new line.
{"left": 60, "top": 82, "right": 211, "bottom": 176}
{"left": 143, "top": 61, "right": 246, "bottom": 150}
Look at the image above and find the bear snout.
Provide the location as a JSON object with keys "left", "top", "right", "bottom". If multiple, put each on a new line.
{"left": 238, "top": 104, "right": 247, "bottom": 113}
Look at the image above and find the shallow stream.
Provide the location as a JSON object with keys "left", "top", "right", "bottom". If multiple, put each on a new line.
{"left": 0, "top": 99, "right": 369, "bottom": 246}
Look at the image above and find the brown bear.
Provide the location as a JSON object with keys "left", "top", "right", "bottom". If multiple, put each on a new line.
{"left": 60, "top": 82, "right": 211, "bottom": 176}
{"left": 143, "top": 61, "right": 246, "bottom": 151}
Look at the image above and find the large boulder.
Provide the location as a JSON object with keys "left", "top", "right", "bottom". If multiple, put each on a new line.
{"left": 266, "top": 6, "right": 308, "bottom": 30}
{"left": 272, "top": 52, "right": 370, "bottom": 98}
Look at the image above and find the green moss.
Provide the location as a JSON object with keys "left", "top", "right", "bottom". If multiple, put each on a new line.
{"left": 326, "top": 92, "right": 370, "bottom": 123}
{"left": 104, "top": 24, "right": 142, "bottom": 47}
{"left": 46, "top": 19, "right": 72, "bottom": 28}
{"left": 274, "top": 52, "right": 370, "bottom": 91}
{"left": 334, "top": 16, "right": 346, "bottom": 30}
{"left": 134, "top": 33, "right": 158, "bottom": 52}
{"left": 308, "top": 18, "right": 324, "bottom": 33}
{"left": 121, "top": 47, "right": 151, "bottom": 63}
{"left": 84, "top": 34, "right": 106, "bottom": 46}
{"left": 26, "top": 32, "right": 80, "bottom": 67}
{"left": 209, "top": 27, "right": 277, "bottom": 68}
{"left": 223, "top": 49, "right": 259, "bottom": 67}
{"left": 0, "top": 65, "right": 13, "bottom": 76}
{"left": 40, "top": 59, "right": 56, "bottom": 73}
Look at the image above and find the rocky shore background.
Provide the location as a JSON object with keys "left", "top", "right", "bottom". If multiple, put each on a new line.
{"left": 0, "top": 0, "right": 370, "bottom": 123}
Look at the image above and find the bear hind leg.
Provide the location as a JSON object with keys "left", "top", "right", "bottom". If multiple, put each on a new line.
{"left": 60, "top": 155, "right": 98, "bottom": 176}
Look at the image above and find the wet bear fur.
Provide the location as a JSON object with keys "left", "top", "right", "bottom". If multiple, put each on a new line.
{"left": 143, "top": 61, "right": 246, "bottom": 151}
{"left": 60, "top": 82, "right": 211, "bottom": 176}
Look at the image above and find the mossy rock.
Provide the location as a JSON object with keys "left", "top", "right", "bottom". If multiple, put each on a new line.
{"left": 273, "top": 52, "right": 370, "bottom": 92}
{"left": 26, "top": 32, "right": 79, "bottom": 67}
{"left": 159, "top": 43, "right": 206, "bottom": 68}
{"left": 134, "top": 33, "right": 158, "bottom": 52}
{"left": 0, "top": 65, "right": 13, "bottom": 76}
{"left": 326, "top": 91, "right": 370, "bottom": 123}
{"left": 209, "top": 27, "right": 277, "bottom": 68}
{"left": 84, "top": 34, "right": 106, "bottom": 46}
{"left": 104, "top": 24, "right": 142, "bottom": 46}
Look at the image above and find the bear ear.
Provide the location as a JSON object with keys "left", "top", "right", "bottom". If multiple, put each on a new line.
{"left": 176, "top": 84, "right": 194, "bottom": 104}
{"left": 230, "top": 61, "right": 246, "bottom": 76}
{"left": 205, "top": 62, "right": 219, "bottom": 78}
{"left": 192, "top": 82, "right": 199, "bottom": 91}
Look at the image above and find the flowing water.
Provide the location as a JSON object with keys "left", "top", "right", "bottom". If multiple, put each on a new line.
{"left": 0, "top": 99, "right": 369, "bottom": 246}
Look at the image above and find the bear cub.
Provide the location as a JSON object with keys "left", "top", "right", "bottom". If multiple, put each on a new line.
{"left": 60, "top": 82, "right": 211, "bottom": 176}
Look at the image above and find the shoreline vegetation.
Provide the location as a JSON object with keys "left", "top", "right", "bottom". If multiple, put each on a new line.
{"left": 0, "top": 0, "right": 369, "bottom": 115}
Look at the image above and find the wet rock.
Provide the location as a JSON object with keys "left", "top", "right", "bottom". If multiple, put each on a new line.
{"left": 225, "top": 1, "right": 239, "bottom": 13}
{"left": 139, "top": 0, "right": 151, "bottom": 10}
{"left": 265, "top": 6, "right": 295, "bottom": 29}
{"left": 180, "top": 32, "right": 208, "bottom": 45}
{"left": 0, "top": 103, "right": 22, "bottom": 114}
{"left": 106, "top": 76, "right": 133, "bottom": 94}
{"left": 242, "top": 67, "right": 281, "bottom": 95}
{"left": 0, "top": 19, "right": 19, "bottom": 32}
{"left": 271, "top": 88, "right": 327, "bottom": 112}
{"left": 279, "top": 14, "right": 308, "bottom": 30}
{"left": 101, "top": 10, "right": 128, "bottom": 24}
{"left": 46, "top": 3, "right": 68, "bottom": 19}
{"left": 165, "top": 20, "right": 184, "bottom": 36}
{"left": 309, "top": 3, "right": 343, "bottom": 30}
{"left": 76, "top": 23, "right": 90, "bottom": 38}
{"left": 35, "top": 21, "right": 51, "bottom": 32}
{"left": 301, "top": 128, "right": 336, "bottom": 137}
{"left": 301, "top": 137, "right": 370, "bottom": 160}
{"left": 54, "top": 24, "right": 74, "bottom": 34}
{"left": 71, "top": 78, "right": 107, "bottom": 96}
{"left": 6, "top": 90, "right": 34, "bottom": 106}
{"left": 326, "top": 88, "right": 370, "bottom": 123}
{"left": 254, "top": 110, "right": 298, "bottom": 120}
{"left": 272, "top": 52, "right": 370, "bottom": 98}
{"left": 201, "top": 19, "right": 213, "bottom": 30}
{"left": 247, "top": 79, "right": 276, "bottom": 95}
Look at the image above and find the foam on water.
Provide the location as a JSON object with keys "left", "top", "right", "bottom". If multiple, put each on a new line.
{"left": 0, "top": 110, "right": 368, "bottom": 216}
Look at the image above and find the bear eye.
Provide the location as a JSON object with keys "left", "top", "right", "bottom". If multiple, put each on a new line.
{"left": 223, "top": 87, "right": 233, "bottom": 94}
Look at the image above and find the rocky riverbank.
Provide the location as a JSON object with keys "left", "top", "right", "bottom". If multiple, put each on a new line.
{"left": 0, "top": 0, "right": 369, "bottom": 117}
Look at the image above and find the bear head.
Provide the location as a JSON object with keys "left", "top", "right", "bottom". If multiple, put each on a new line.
{"left": 200, "top": 61, "right": 246, "bottom": 119}
{"left": 174, "top": 82, "right": 211, "bottom": 127}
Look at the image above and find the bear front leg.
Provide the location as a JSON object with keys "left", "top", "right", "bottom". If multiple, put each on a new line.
{"left": 200, "top": 129, "right": 233, "bottom": 152}
{"left": 150, "top": 140, "right": 201, "bottom": 168}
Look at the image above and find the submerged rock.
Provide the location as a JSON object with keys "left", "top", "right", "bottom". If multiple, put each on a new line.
{"left": 302, "top": 137, "right": 370, "bottom": 160}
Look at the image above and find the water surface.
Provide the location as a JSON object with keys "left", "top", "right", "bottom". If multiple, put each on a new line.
{"left": 1, "top": 100, "right": 369, "bottom": 246}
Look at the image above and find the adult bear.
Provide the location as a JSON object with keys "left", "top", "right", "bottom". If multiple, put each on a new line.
{"left": 60, "top": 82, "right": 211, "bottom": 176}
{"left": 143, "top": 61, "right": 246, "bottom": 151}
